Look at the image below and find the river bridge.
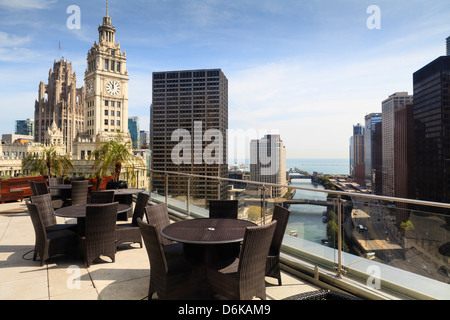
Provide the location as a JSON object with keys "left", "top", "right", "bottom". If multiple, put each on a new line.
{"left": 276, "top": 198, "right": 336, "bottom": 206}
{"left": 288, "top": 169, "right": 312, "bottom": 181}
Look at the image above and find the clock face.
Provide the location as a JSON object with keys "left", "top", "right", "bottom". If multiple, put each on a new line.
{"left": 106, "top": 80, "right": 120, "bottom": 96}
{"left": 86, "top": 80, "right": 93, "bottom": 96}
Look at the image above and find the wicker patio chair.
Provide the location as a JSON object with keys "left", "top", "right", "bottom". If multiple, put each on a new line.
{"left": 115, "top": 192, "right": 149, "bottom": 247}
{"left": 30, "top": 193, "right": 77, "bottom": 233}
{"left": 26, "top": 202, "right": 78, "bottom": 266}
{"left": 282, "top": 289, "right": 362, "bottom": 300}
{"left": 89, "top": 191, "right": 115, "bottom": 204}
{"left": 34, "top": 181, "right": 49, "bottom": 195}
{"left": 266, "top": 205, "right": 291, "bottom": 285}
{"left": 137, "top": 218, "right": 196, "bottom": 300}
{"left": 144, "top": 203, "right": 184, "bottom": 259}
{"left": 209, "top": 200, "right": 238, "bottom": 219}
{"left": 78, "top": 202, "right": 119, "bottom": 267}
{"left": 70, "top": 180, "right": 89, "bottom": 205}
{"left": 28, "top": 181, "right": 38, "bottom": 196}
{"left": 34, "top": 181, "right": 65, "bottom": 208}
{"left": 48, "top": 177, "right": 64, "bottom": 196}
{"left": 208, "top": 200, "right": 240, "bottom": 259}
{"left": 206, "top": 220, "right": 277, "bottom": 300}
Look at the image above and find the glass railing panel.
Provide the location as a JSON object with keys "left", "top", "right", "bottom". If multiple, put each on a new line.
{"left": 339, "top": 195, "right": 450, "bottom": 293}
{"left": 144, "top": 169, "right": 449, "bottom": 298}
{"left": 158, "top": 172, "right": 188, "bottom": 215}
{"left": 187, "top": 175, "right": 209, "bottom": 217}
{"left": 233, "top": 182, "right": 269, "bottom": 225}
{"left": 150, "top": 171, "right": 166, "bottom": 203}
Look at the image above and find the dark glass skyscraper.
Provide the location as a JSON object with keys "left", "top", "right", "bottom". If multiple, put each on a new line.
{"left": 413, "top": 56, "right": 450, "bottom": 204}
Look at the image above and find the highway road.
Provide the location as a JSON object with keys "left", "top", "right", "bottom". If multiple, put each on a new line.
{"left": 348, "top": 197, "right": 448, "bottom": 281}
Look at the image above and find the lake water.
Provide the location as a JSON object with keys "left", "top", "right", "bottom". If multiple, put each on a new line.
{"left": 230, "top": 158, "right": 349, "bottom": 175}
{"left": 286, "top": 158, "right": 349, "bottom": 175}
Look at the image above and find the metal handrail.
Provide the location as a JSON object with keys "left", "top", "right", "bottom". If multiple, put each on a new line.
{"left": 146, "top": 167, "right": 450, "bottom": 211}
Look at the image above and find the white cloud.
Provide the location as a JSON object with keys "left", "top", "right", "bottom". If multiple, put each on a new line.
{"left": 0, "top": 0, "right": 57, "bottom": 10}
{"left": 0, "top": 32, "right": 31, "bottom": 47}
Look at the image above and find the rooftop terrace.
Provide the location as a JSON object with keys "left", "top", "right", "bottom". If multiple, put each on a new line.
{"left": 1, "top": 170, "right": 449, "bottom": 302}
{"left": 0, "top": 200, "right": 319, "bottom": 300}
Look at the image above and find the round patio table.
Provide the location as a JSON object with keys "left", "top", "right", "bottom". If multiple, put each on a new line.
{"left": 161, "top": 218, "right": 256, "bottom": 298}
{"left": 55, "top": 203, "right": 131, "bottom": 235}
{"left": 54, "top": 203, "right": 131, "bottom": 219}
{"left": 161, "top": 218, "right": 256, "bottom": 245}
{"left": 48, "top": 184, "right": 93, "bottom": 190}
{"left": 102, "top": 188, "right": 145, "bottom": 195}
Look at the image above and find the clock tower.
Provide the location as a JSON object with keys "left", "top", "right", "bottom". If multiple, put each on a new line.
{"left": 84, "top": 3, "right": 129, "bottom": 140}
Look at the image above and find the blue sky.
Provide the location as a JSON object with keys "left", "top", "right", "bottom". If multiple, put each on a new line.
{"left": 0, "top": 0, "right": 449, "bottom": 159}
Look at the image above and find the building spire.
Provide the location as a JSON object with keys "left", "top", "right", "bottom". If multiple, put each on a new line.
{"left": 106, "top": 0, "right": 109, "bottom": 17}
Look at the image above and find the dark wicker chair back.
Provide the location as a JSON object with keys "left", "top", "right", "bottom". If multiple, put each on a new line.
{"left": 90, "top": 191, "right": 115, "bottom": 204}
{"left": 209, "top": 200, "right": 238, "bottom": 219}
{"left": 114, "top": 193, "right": 149, "bottom": 248}
{"left": 31, "top": 193, "right": 57, "bottom": 228}
{"left": 80, "top": 202, "right": 119, "bottom": 267}
{"left": 270, "top": 205, "right": 290, "bottom": 256}
{"left": 138, "top": 218, "right": 168, "bottom": 273}
{"left": 28, "top": 181, "right": 38, "bottom": 196}
{"left": 145, "top": 203, "right": 173, "bottom": 246}
{"left": 71, "top": 180, "right": 88, "bottom": 205}
{"left": 26, "top": 202, "right": 77, "bottom": 266}
{"left": 131, "top": 192, "right": 150, "bottom": 225}
{"left": 34, "top": 181, "right": 50, "bottom": 195}
{"left": 239, "top": 220, "right": 277, "bottom": 280}
{"left": 48, "top": 177, "right": 64, "bottom": 197}
{"left": 48, "top": 177, "right": 63, "bottom": 185}
{"left": 137, "top": 218, "right": 194, "bottom": 299}
{"left": 207, "top": 220, "right": 277, "bottom": 300}
{"left": 265, "top": 205, "right": 290, "bottom": 285}
{"left": 26, "top": 202, "right": 47, "bottom": 259}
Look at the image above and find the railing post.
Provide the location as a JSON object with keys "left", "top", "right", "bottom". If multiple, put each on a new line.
{"left": 187, "top": 177, "right": 191, "bottom": 218}
{"left": 337, "top": 194, "right": 343, "bottom": 278}
{"left": 217, "top": 179, "right": 221, "bottom": 200}
{"left": 148, "top": 171, "right": 152, "bottom": 202}
{"left": 165, "top": 173, "right": 168, "bottom": 205}
{"left": 258, "top": 185, "right": 268, "bottom": 225}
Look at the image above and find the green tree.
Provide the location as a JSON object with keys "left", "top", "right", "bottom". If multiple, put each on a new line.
{"left": 400, "top": 220, "right": 414, "bottom": 236}
{"left": 247, "top": 206, "right": 263, "bottom": 222}
{"left": 88, "top": 135, "right": 145, "bottom": 187}
{"left": 22, "top": 145, "right": 74, "bottom": 177}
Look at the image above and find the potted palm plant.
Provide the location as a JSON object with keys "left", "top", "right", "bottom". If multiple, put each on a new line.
{"left": 22, "top": 145, "right": 74, "bottom": 177}
{"left": 87, "top": 134, "right": 145, "bottom": 189}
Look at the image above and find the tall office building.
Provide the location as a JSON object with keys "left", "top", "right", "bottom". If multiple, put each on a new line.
{"left": 151, "top": 69, "right": 228, "bottom": 201}
{"left": 373, "top": 121, "right": 383, "bottom": 195}
{"left": 364, "top": 113, "right": 382, "bottom": 186}
{"left": 139, "top": 130, "right": 150, "bottom": 148}
{"left": 250, "top": 134, "right": 287, "bottom": 198}
{"left": 351, "top": 124, "right": 365, "bottom": 186}
{"left": 381, "top": 92, "right": 413, "bottom": 196}
{"left": 413, "top": 55, "right": 450, "bottom": 205}
{"left": 15, "top": 119, "right": 34, "bottom": 136}
{"left": 394, "top": 102, "right": 414, "bottom": 221}
{"left": 128, "top": 116, "right": 139, "bottom": 148}
{"left": 446, "top": 36, "right": 450, "bottom": 56}
{"left": 34, "top": 59, "right": 84, "bottom": 153}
